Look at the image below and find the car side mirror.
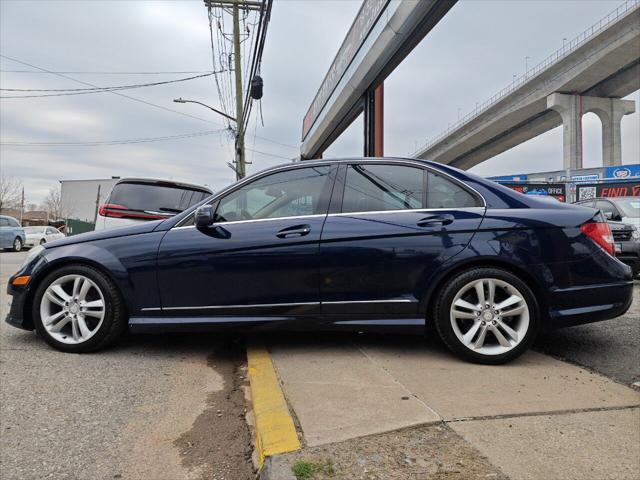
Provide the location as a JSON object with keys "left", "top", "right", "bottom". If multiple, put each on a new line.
{"left": 195, "top": 205, "right": 215, "bottom": 228}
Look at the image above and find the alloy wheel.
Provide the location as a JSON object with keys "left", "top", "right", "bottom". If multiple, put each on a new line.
{"left": 449, "top": 278, "right": 530, "bottom": 356}
{"left": 13, "top": 237, "right": 22, "bottom": 252}
{"left": 40, "top": 274, "right": 106, "bottom": 344}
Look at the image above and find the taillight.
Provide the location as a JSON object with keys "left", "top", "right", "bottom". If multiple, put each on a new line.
{"left": 97, "top": 203, "right": 165, "bottom": 220}
{"left": 580, "top": 221, "right": 615, "bottom": 256}
{"left": 98, "top": 204, "right": 128, "bottom": 218}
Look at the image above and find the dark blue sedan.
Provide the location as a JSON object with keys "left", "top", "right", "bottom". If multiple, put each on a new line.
{"left": 5, "top": 159, "right": 634, "bottom": 363}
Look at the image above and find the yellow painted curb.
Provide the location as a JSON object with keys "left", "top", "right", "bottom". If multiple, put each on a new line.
{"left": 247, "top": 345, "right": 301, "bottom": 467}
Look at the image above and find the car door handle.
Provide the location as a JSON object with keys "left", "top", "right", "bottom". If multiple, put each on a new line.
{"left": 276, "top": 224, "right": 311, "bottom": 238}
{"left": 417, "top": 214, "right": 455, "bottom": 227}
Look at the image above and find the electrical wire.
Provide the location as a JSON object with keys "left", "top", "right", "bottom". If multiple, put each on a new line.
{"left": 0, "top": 54, "right": 222, "bottom": 125}
{"left": 1, "top": 72, "right": 220, "bottom": 98}
{"left": 0, "top": 70, "right": 214, "bottom": 75}
{"left": 1, "top": 129, "right": 226, "bottom": 147}
{"left": 0, "top": 55, "right": 297, "bottom": 153}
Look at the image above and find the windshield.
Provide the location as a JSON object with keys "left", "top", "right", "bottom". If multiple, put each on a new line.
{"left": 614, "top": 198, "right": 640, "bottom": 218}
{"left": 108, "top": 182, "right": 210, "bottom": 214}
{"left": 23, "top": 227, "right": 44, "bottom": 233}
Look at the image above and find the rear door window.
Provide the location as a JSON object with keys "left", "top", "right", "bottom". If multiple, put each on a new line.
{"left": 108, "top": 182, "right": 210, "bottom": 215}
{"left": 427, "top": 172, "right": 481, "bottom": 208}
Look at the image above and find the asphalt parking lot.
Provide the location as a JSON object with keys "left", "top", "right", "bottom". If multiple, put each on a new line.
{"left": 0, "top": 250, "right": 638, "bottom": 479}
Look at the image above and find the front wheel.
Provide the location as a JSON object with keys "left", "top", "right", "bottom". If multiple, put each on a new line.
{"left": 434, "top": 267, "right": 540, "bottom": 364}
{"left": 33, "top": 265, "right": 127, "bottom": 353}
{"left": 39, "top": 238, "right": 46, "bottom": 245}
{"left": 13, "top": 237, "right": 22, "bottom": 252}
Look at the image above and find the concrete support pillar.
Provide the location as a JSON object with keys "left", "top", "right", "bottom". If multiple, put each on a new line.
{"left": 547, "top": 93, "right": 583, "bottom": 170}
{"left": 547, "top": 93, "right": 635, "bottom": 169}
{"left": 582, "top": 96, "right": 635, "bottom": 166}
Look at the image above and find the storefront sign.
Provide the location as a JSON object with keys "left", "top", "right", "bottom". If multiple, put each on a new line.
{"left": 571, "top": 174, "right": 600, "bottom": 183}
{"left": 576, "top": 181, "right": 640, "bottom": 200}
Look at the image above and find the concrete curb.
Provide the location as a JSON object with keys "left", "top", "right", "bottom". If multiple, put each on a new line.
{"left": 247, "top": 345, "right": 301, "bottom": 469}
{"left": 257, "top": 455, "right": 296, "bottom": 480}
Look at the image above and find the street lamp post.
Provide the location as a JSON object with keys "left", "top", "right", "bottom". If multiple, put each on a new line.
{"left": 173, "top": 98, "right": 236, "bottom": 123}
{"left": 173, "top": 98, "right": 246, "bottom": 180}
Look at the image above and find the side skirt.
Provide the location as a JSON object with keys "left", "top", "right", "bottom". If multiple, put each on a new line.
{"left": 128, "top": 315, "right": 425, "bottom": 334}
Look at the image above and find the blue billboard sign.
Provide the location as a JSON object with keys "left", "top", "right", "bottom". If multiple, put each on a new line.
{"left": 604, "top": 165, "right": 640, "bottom": 180}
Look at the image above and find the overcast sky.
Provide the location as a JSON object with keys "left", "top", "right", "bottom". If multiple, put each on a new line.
{"left": 1, "top": 0, "right": 638, "bottom": 204}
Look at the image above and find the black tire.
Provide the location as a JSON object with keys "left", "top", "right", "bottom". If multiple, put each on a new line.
{"left": 13, "top": 237, "right": 22, "bottom": 252}
{"left": 433, "top": 267, "right": 540, "bottom": 365}
{"left": 33, "top": 264, "right": 127, "bottom": 353}
{"left": 39, "top": 238, "right": 46, "bottom": 245}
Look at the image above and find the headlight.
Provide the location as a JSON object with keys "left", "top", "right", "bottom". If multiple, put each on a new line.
{"left": 22, "top": 245, "right": 44, "bottom": 268}
{"left": 632, "top": 226, "right": 640, "bottom": 241}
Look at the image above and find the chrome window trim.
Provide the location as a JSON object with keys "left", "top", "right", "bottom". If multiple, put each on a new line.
{"left": 174, "top": 159, "right": 487, "bottom": 229}
{"left": 327, "top": 206, "right": 485, "bottom": 218}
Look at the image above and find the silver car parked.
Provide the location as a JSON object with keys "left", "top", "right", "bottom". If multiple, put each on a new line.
{"left": 0, "top": 215, "right": 26, "bottom": 251}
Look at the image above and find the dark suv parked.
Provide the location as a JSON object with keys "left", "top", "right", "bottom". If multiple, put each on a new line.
{"left": 574, "top": 197, "right": 639, "bottom": 276}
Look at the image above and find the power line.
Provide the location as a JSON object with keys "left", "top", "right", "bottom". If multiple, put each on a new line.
{"left": 0, "top": 54, "right": 222, "bottom": 125}
{"left": 0, "top": 55, "right": 298, "bottom": 152}
{"left": 244, "top": 146, "right": 291, "bottom": 160}
{"left": 1, "top": 72, "right": 220, "bottom": 98}
{"left": 1, "top": 129, "right": 227, "bottom": 147}
{"left": 0, "top": 70, "right": 214, "bottom": 75}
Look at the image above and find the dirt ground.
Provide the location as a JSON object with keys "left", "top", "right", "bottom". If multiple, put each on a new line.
{"left": 277, "top": 423, "right": 508, "bottom": 480}
{"left": 175, "top": 346, "right": 255, "bottom": 480}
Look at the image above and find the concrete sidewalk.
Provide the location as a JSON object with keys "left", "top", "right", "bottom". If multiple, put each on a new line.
{"left": 268, "top": 334, "right": 640, "bottom": 479}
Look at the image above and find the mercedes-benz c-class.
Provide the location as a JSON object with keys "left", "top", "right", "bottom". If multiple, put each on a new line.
{"left": 6, "top": 159, "right": 633, "bottom": 363}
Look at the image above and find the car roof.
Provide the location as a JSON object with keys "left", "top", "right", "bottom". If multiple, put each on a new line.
{"left": 0, "top": 215, "right": 19, "bottom": 221}
{"left": 114, "top": 177, "right": 212, "bottom": 193}
{"left": 252, "top": 157, "right": 441, "bottom": 176}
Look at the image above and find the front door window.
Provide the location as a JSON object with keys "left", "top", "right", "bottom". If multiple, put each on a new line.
{"left": 216, "top": 166, "right": 333, "bottom": 222}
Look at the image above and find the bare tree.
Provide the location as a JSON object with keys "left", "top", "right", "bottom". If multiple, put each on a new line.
{"left": 0, "top": 176, "right": 22, "bottom": 212}
{"left": 43, "top": 187, "right": 72, "bottom": 221}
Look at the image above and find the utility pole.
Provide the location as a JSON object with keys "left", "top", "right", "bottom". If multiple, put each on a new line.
{"left": 19, "top": 186, "right": 24, "bottom": 224}
{"left": 93, "top": 185, "right": 101, "bottom": 224}
{"left": 232, "top": 2, "right": 245, "bottom": 180}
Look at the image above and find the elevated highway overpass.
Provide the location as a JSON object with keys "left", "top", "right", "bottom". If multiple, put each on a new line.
{"left": 414, "top": 0, "right": 639, "bottom": 170}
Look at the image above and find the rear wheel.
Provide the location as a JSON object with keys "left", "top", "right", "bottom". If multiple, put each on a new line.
{"left": 33, "top": 265, "right": 127, "bottom": 353}
{"left": 434, "top": 267, "right": 539, "bottom": 364}
{"left": 13, "top": 237, "right": 22, "bottom": 252}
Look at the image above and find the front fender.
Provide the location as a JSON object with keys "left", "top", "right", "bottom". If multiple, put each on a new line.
{"left": 15, "top": 232, "right": 164, "bottom": 326}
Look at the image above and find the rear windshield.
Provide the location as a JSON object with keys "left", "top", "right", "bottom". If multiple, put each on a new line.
{"left": 108, "top": 182, "right": 210, "bottom": 214}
